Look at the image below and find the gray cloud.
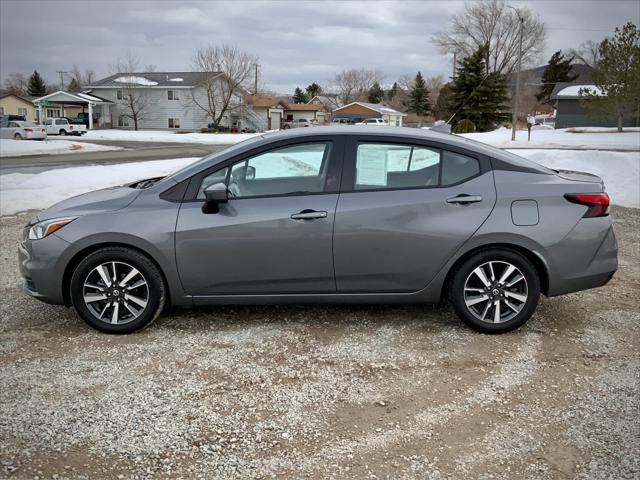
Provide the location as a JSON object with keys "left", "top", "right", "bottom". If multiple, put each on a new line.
{"left": 1, "top": 0, "right": 637, "bottom": 94}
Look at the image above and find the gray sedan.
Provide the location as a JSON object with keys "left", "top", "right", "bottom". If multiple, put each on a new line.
{"left": 18, "top": 127, "right": 617, "bottom": 334}
{"left": 0, "top": 120, "right": 47, "bottom": 140}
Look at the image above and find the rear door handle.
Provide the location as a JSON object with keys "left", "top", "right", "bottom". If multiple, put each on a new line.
{"left": 446, "top": 195, "right": 483, "bottom": 204}
{"left": 291, "top": 210, "right": 328, "bottom": 220}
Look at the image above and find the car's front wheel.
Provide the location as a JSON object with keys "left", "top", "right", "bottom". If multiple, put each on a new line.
{"left": 448, "top": 248, "right": 540, "bottom": 334}
{"left": 70, "top": 247, "right": 166, "bottom": 334}
{"left": 59, "top": 129, "right": 66, "bottom": 136}
{"left": 14, "top": 133, "right": 22, "bottom": 140}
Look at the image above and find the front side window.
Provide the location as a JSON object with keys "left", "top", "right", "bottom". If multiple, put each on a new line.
{"left": 197, "top": 142, "right": 331, "bottom": 199}
{"left": 355, "top": 143, "right": 440, "bottom": 190}
{"left": 44, "top": 119, "right": 52, "bottom": 126}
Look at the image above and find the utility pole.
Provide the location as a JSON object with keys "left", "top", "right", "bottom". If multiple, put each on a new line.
{"left": 254, "top": 63, "right": 259, "bottom": 96}
{"left": 56, "top": 70, "right": 69, "bottom": 91}
{"left": 508, "top": 5, "right": 523, "bottom": 141}
{"left": 452, "top": 52, "right": 457, "bottom": 79}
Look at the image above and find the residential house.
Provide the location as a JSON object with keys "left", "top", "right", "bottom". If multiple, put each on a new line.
{"left": 32, "top": 91, "right": 113, "bottom": 128}
{"left": 0, "top": 91, "right": 39, "bottom": 121}
{"left": 308, "top": 94, "right": 342, "bottom": 110}
{"left": 87, "top": 72, "right": 246, "bottom": 130}
{"left": 332, "top": 102, "right": 406, "bottom": 126}
{"left": 551, "top": 83, "right": 637, "bottom": 129}
{"left": 244, "top": 95, "right": 329, "bottom": 130}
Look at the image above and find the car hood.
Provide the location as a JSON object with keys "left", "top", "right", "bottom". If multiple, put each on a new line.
{"left": 36, "top": 185, "right": 142, "bottom": 222}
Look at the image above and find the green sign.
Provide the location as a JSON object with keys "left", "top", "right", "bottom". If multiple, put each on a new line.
{"left": 40, "top": 100, "right": 49, "bottom": 107}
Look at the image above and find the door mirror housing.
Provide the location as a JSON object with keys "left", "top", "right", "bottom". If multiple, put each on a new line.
{"left": 245, "top": 165, "right": 256, "bottom": 181}
{"left": 204, "top": 182, "right": 229, "bottom": 204}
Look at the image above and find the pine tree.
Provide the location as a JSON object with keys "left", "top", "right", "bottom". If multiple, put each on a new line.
{"left": 579, "top": 22, "right": 640, "bottom": 132}
{"left": 305, "top": 82, "right": 322, "bottom": 99}
{"left": 387, "top": 82, "right": 399, "bottom": 101}
{"left": 367, "top": 81, "right": 384, "bottom": 103}
{"left": 27, "top": 70, "right": 47, "bottom": 96}
{"left": 408, "top": 72, "right": 431, "bottom": 116}
{"left": 536, "top": 51, "right": 578, "bottom": 103}
{"left": 292, "top": 87, "right": 308, "bottom": 103}
{"left": 448, "top": 44, "right": 509, "bottom": 132}
{"left": 67, "top": 77, "right": 81, "bottom": 92}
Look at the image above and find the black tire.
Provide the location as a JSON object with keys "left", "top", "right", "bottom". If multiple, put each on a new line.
{"left": 59, "top": 129, "right": 67, "bottom": 136}
{"left": 70, "top": 247, "right": 166, "bottom": 334}
{"left": 14, "top": 133, "right": 22, "bottom": 140}
{"left": 448, "top": 248, "right": 540, "bottom": 334}
{"left": 282, "top": 124, "right": 290, "bottom": 129}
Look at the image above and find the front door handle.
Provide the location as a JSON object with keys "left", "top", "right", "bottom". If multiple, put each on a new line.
{"left": 446, "top": 194, "right": 483, "bottom": 205}
{"left": 291, "top": 210, "right": 328, "bottom": 220}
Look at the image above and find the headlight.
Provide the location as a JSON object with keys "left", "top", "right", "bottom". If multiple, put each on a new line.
{"left": 28, "top": 217, "right": 77, "bottom": 240}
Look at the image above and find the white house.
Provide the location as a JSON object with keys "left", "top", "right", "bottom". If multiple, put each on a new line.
{"left": 244, "top": 95, "right": 329, "bottom": 130}
{"left": 87, "top": 72, "right": 250, "bottom": 131}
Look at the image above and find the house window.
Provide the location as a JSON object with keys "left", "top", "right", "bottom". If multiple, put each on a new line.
{"left": 18, "top": 108, "right": 27, "bottom": 117}
{"left": 0, "top": 107, "right": 4, "bottom": 115}
{"left": 117, "top": 90, "right": 123, "bottom": 100}
{"left": 167, "top": 90, "right": 179, "bottom": 101}
{"left": 118, "top": 116, "right": 131, "bottom": 127}
{"left": 46, "top": 108, "right": 60, "bottom": 118}
{"left": 168, "top": 118, "right": 180, "bottom": 128}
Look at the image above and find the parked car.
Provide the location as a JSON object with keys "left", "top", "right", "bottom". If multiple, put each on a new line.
{"left": 355, "top": 118, "right": 389, "bottom": 126}
{"left": 74, "top": 112, "right": 99, "bottom": 128}
{"left": 0, "top": 120, "right": 47, "bottom": 140}
{"left": 0, "top": 114, "right": 26, "bottom": 123}
{"left": 281, "top": 118, "right": 316, "bottom": 129}
{"left": 44, "top": 118, "right": 87, "bottom": 136}
{"left": 331, "top": 117, "right": 364, "bottom": 125}
{"left": 19, "top": 126, "right": 617, "bottom": 334}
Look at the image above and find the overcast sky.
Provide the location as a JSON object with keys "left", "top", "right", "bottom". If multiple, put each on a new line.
{"left": 1, "top": 0, "right": 638, "bottom": 94}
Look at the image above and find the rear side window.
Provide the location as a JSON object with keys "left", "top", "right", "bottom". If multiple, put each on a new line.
{"left": 441, "top": 151, "right": 480, "bottom": 186}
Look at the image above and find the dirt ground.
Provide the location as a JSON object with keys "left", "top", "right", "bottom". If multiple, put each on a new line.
{"left": 0, "top": 207, "right": 638, "bottom": 480}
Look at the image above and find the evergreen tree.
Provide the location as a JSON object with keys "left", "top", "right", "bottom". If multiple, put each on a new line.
{"left": 579, "top": 22, "right": 640, "bottom": 132}
{"left": 67, "top": 77, "right": 81, "bottom": 92}
{"left": 408, "top": 72, "right": 431, "bottom": 116}
{"left": 305, "top": 82, "right": 322, "bottom": 99}
{"left": 27, "top": 70, "right": 47, "bottom": 96}
{"left": 292, "top": 87, "right": 308, "bottom": 103}
{"left": 447, "top": 44, "right": 509, "bottom": 132}
{"left": 434, "top": 83, "right": 453, "bottom": 120}
{"left": 536, "top": 51, "right": 578, "bottom": 103}
{"left": 367, "top": 81, "right": 384, "bottom": 103}
{"left": 387, "top": 82, "right": 399, "bottom": 101}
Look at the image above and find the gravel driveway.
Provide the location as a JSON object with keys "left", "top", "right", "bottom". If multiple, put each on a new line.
{"left": 1, "top": 207, "right": 638, "bottom": 479}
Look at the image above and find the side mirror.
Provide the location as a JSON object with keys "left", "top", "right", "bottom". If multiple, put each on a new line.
{"left": 204, "top": 182, "right": 228, "bottom": 204}
{"left": 245, "top": 165, "right": 256, "bottom": 181}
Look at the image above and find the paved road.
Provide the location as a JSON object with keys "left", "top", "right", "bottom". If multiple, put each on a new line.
{"left": 0, "top": 141, "right": 228, "bottom": 174}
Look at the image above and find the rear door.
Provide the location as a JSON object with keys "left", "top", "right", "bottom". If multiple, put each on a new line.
{"left": 175, "top": 137, "right": 344, "bottom": 295}
{"left": 333, "top": 136, "right": 496, "bottom": 293}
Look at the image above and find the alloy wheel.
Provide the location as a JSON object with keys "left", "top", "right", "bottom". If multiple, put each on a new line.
{"left": 82, "top": 261, "right": 149, "bottom": 325}
{"left": 463, "top": 261, "right": 528, "bottom": 324}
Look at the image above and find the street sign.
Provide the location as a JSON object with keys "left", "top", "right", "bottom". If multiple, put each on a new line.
{"left": 40, "top": 100, "right": 49, "bottom": 107}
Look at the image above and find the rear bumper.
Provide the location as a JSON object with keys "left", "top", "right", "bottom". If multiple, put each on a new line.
{"left": 544, "top": 221, "right": 618, "bottom": 297}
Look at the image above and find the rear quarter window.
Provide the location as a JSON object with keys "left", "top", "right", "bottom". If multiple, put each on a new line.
{"left": 441, "top": 151, "right": 480, "bottom": 185}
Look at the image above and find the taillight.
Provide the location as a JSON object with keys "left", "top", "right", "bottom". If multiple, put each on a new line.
{"left": 24, "top": 128, "right": 33, "bottom": 132}
{"left": 564, "top": 193, "right": 610, "bottom": 218}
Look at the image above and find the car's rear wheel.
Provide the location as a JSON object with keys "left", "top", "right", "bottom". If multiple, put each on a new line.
{"left": 448, "top": 248, "right": 540, "bottom": 334}
{"left": 70, "top": 247, "right": 166, "bottom": 334}
{"left": 14, "top": 133, "right": 22, "bottom": 140}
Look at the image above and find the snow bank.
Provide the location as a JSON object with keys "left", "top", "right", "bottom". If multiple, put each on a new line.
{"left": 508, "top": 149, "right": 639, "bottom": 209}
{"left": 113, "top": 76, "right": 158, "bottom": 86}
{"left": 0, "top": 139, "right": 122, "bottom": 157}
{"left": 462, "top": 127, "right": 640, "bottom": 151}
{"left": 0, "top": 149, "right": 637, "bottom": 216}
{"left": 0, "top": 157, "right": 198, "bottom": 215}
{"left": 81, "top": 129, "right": 261, "bottom": 144}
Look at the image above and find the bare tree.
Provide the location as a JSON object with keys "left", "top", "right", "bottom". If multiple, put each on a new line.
{"left": 568, "top": 40, "right": 601, "bottom": 68}
{"left": 332, "top": 68, "right": 384, "bottom": 105}
{"left": 433, "top": 0, "right": 546, "bottom": 74}
{"left": 191, "top": 44, "right": 257, "bottom": 127}
{"left": 3, "top": 73, "right": 28, "bottom": 96}
{"left": 112, "top": 54, "right": 153, "bottom": 130}
{"left": 425, "top": 75, "right": 446, "bottom": 106}
{"left": 69, "top": 64, "right": 97, "bottom": 90}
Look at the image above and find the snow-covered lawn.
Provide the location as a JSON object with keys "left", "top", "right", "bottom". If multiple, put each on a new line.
{"left": 0, "top": 139, "right": 122, "bottom": 158}
{"left": 462, "top": 127, "right": 640, "bottom": 151}
{"left": 1, "top": 149, "right": 638, "bottom": 215}
{"left": 81, "top": 129, "right": 261, "bottom": 144}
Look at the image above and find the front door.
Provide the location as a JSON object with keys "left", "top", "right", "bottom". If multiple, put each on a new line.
{"left": 176, "top": 139, "right": 343, "bottom": 295}
{"left": 333, "top": 138, "right": 496, "bottom": 292}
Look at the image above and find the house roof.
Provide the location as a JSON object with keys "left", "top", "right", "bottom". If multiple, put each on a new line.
{"left": 0, "top": 91, "right": 35, "bottom": 103}
{"left": 245, "top": 95, "right": 322, "bottom": 111}
{"left": 333, "top": 102, "right": 407, "bottom": 116}
{"left": 550, "top": 83, "right": 606, "bottom": 100}
{"left": 32, "top": 90, "right": 113, "bottom": 105}
{"left": 89, "top": 71, "right": 223, "bottom": 88}
{"left": 308, "top": 94, "right": 343, "bottom": 108}
{"left": 285, "top": 102, "right": 321, "bottom": 111}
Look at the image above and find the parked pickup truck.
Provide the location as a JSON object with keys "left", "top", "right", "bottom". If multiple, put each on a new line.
{"left": 44, "top": 117, "right": 87, "bottom": 136}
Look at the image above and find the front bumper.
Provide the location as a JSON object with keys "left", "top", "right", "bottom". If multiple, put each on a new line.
{"left": 18, "top": 233, "right": 69, "bottom": 305}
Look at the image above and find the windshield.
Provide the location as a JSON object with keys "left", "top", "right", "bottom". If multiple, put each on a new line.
{"left": 162, "top": 134, "right": 265, "bottom": 181}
